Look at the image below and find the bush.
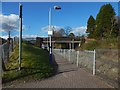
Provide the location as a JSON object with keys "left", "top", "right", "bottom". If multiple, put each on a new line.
{"left": 82, "top": 40, "right": 98, "bottom": 50}
{"left": 81, "top": 37, "right": 118, "bottom": 50}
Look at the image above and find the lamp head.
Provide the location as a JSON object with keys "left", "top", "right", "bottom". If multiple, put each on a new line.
{"left": 54, "top": 6, "right": 61, "bottom": 10}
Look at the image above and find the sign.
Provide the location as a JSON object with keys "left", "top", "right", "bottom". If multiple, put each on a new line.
{"left": 48, "top": 30, "right": 53, "bottom": 36}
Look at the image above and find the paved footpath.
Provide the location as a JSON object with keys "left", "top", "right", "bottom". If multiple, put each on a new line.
{"left": 4, "top": 52, "right": 113, "bottom": 88}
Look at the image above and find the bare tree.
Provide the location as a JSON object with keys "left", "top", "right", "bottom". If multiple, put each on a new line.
{"left": 52, "top": 27, "right": 66, "bottom": 37}
{"left": 64, "top": 26, "right": 72, "bottom": 37}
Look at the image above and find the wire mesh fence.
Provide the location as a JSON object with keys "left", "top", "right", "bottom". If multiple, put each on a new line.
{"left": 78, "top": 50, "right": 95, "bottom": 74}
{"left": 0, "top": 43, "right": 9, "bottom": 64}
{"left": 53, "top": 49, "right": 95, "bottom": 74}
{"left": 0, "top": 39, "right": 17, "bottom": 65}
{"left": 95, "top": 49, "right": 118, "bottom": 88}
{"left": 53, "top": 48, "right": 118, "bottom": 88}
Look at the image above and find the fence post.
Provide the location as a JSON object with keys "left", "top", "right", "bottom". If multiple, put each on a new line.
{"left": 2, "top": 46, "right": 4, "bottom": 62}
{"left": 61, "top": 49, "right": 62, "bottom": 56}
{"left": 6, "top": 43, "right": 9, "bottom": 62}
{"left": 64, "top": 49, "right": 65, "bottom": 58}
{"left": 69, "top": 49, "right": 70, "bottom": 62}
{"left": 77, "top": 51, "right": 79, "bottom": 67}
{"left": 1, "top": 44, "right": 6, "bottom": 71}
{"left": 93, "top": 49, "right": 96, "bottom": 75}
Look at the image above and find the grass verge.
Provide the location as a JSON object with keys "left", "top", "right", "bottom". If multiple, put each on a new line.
{"left": 81, "top": 38, "right": 118, "bottom": 50}
{"left": 2, "top": 41, "right": 54, "bottom": 83}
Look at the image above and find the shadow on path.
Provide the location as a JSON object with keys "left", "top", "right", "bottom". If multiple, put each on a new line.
{"left": 52, "top": 53, "right": 78, "bottom": 76}
{"left": 51, "top": 54, "right": 58, "bottom": 75}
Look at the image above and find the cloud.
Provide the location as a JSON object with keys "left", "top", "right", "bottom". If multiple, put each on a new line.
{"left": 0, "top": 35, "right": 8, "bottom": 39}
{"left": 1, "top": 34, "right": 45, "bottom": 39}
{"left": 22, "top": 35, "right": 37, "bottom": 38}
{"left": 41, "top": 25, "right": 64, "bottom": 33}
{"left": 41, "top": 25, "right": 87, "bottom": 36}
{"left": 71, "top": 26, "right": 87, "bottom": 36}
{"left": 40, "top": 25, "right": 64, "bottom": 37}
{"left": 0, "top": 14, "right": 19, "bottom": 32}
{"left": 22, "top": 34, "right": 47, "bottom": 38}
{"left": 1, "top": 35, "right": 19, "bottom": 39}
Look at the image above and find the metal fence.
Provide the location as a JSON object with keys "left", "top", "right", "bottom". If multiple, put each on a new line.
{"left": 53, "top": 49, "right": 118, "bottom": 88}
{"left": 0, "top": 42, "right": 14, "bottom": 64}
{"left": 95, "top": 49, "right": 118, "bottom": 87}
{"left": 0, "top": 38, "right": 17, "bottom": 64}
{"left": 53, "top": 49, "right": 95, "bottom": 75}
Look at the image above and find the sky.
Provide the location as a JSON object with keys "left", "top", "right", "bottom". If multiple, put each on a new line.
{"left": 0, "top": 2, "right": 119, "bottom": 39}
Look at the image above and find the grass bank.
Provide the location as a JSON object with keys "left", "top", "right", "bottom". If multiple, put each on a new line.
{"left": 2, "top": 42, "right": 54, "bottom": 83}
{"left": 81, "top": 38, "right": 118, "bottom": 50}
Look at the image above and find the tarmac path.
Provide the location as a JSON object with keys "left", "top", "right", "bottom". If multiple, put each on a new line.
{"left": 3, "top": 52, "right": 113, "bottom": 88}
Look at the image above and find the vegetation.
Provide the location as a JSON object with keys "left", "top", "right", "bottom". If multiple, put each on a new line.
{"left": 87, "top": 4, "right": 119, "bottom": 39}
{"left": 96, "top": 4, "right": 116, "bottom": 39}
{"left": 83, "top": 4, "right": 119, "bottom": 50}
{"left": 52, "top": 26, "right": 74, "bottom": 37}
{"left": 2, "top": 42, "right": 54, "bottom": 83}
{"left": 64, "top": 26, "right": 72, "bottom": 36}
{"left": 53, "top": 27, "right": 66, "bottom": 37}
{"left": 69, "top": 33, "right": 75, "bottom": 39}
{"left": 86, "top": 16, "right": 95, "bottom": 38}
{"left": 81, "top": 38, "right": 118, "bottom": 50}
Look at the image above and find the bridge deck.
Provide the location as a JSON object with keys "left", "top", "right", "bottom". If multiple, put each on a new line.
{"left": 43, "top": 41, "right": 81, "bottom": 43}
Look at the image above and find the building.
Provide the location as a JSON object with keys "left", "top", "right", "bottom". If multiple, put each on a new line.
{"left": 0, "top": 37, "right": 7, "bottom": 45}
{"left": 36, "top": 37, "right": 81, "bottom": 49}
{"left": 36, "top": 37, "right": 43, "bottom": 48}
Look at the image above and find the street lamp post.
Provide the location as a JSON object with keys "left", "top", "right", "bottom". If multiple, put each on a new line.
{"left": 48, "top": 6, "right": 61, "bottom": 64}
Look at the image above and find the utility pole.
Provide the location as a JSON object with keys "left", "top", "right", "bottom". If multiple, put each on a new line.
{"left": 19, "top": 4, "right": 22, "bottom": 70}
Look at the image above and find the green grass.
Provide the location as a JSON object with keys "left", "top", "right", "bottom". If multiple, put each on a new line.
{"left": 81, "top": 38, "right": 118, "bottom": 50}
{"left": 2, "top": 42, "right": 54, "bottom": 83}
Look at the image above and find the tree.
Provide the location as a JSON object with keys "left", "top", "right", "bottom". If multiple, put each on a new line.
{"left": 95, "top": 4, "right": 115, "bottom": 39}
{"left": 80, "top": 35, "right": 85, "bottom": 48}
{"left": 64, "top": 26, "right": 72, "bottom": 37}
{"left": 52, "top": 27, "right": 66, "bottom": 37}
{"left": 86, "top": 15, "right": 95, "bottom": 38}
{"left": 110, "top": 16, "right": 119, "bottom": 37}
{"left": 69, "top": 33, "right": 75, "bottom": 39}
